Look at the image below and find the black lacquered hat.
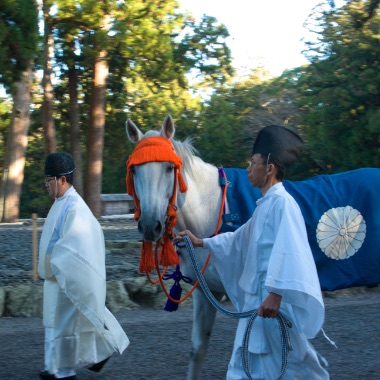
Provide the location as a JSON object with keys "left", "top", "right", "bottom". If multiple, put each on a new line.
{"left": 252, "top": 125, "right": 303, "bottom": 168}
{"left": 45, "top": 152, "right": 76, "bottom": 177}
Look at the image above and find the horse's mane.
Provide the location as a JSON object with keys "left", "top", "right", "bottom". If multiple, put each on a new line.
{"left": 173, "top": 138, "right": 205, "bottom": 185}
{"left": 172, "top": 137, "right": 198, "bottom": 173}
{"left": 143, "top": 130, "right": 199, "bottom": 176}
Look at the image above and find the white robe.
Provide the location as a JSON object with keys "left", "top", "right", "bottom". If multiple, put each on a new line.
{"left": 204, "top": 183, "right": 329, "bottom": 380}
{"left": 38, "top": 187, "right": 129, "bottom": 373}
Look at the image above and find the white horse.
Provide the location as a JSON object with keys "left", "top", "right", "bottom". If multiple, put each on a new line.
{"left": 126, "top": 114, "right": 229, "bottom": 379}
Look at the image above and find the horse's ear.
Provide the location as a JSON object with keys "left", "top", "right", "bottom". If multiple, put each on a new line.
{"left": 161, "top": 114, "right": 175, "bottom": 139}
{"left": 126, "top": 119, "right": 143, "bottom": 143}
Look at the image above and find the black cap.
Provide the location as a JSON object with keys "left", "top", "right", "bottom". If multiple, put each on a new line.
{"left": 252, "top": 125, "right": 303, "bottom": 168}
{"left": 45, "top": 152, "right": 76, "bottom": 177}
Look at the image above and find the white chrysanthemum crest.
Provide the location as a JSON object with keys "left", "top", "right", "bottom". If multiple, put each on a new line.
{"left": 316, "top": 206, "right": 366, "bottom": 260}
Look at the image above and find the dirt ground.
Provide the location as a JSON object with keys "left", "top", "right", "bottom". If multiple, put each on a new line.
{"left": 1, "top": 286, "right": 380, "bottom": 380}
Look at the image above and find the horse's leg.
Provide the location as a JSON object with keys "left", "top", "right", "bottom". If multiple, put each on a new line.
{"left": 187, "top": 288, "right": 225, "bottom": 380}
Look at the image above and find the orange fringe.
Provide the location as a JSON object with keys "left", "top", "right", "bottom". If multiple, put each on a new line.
{"left": 139, "top": 241, "right": 155, "bottom": 273}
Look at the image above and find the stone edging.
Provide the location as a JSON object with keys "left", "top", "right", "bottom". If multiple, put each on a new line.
{"left": 2, "top": 280, "right": 379, "bottom": 318}
{"left": 0, "top": 277, "right": 195, "bottom": 318}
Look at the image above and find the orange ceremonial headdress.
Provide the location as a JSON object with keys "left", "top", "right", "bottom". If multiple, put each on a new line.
{"left": 126, "top": 136, "right": 188, "bottom": 273}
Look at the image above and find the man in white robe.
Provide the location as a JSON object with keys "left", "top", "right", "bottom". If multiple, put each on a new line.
{"left": 179, "top": 126, "right": 329, "bottom": 379}
{"left": 38, "top": 152, "right": 129, "bottom": 380}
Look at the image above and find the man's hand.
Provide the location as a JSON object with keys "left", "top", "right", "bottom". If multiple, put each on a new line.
{"left": 176, "top": 230, "right": 204, "bottom": 248}
{"left": 258, "top": 292, "right": 282, "bottom": 318}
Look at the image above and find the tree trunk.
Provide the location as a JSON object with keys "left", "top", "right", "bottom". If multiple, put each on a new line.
{"left": 84, "top": 11, "right": 111, "bottom": 218}
{"left": 0, "top": 68, "right": 32, "bottom": 222}
{"left": 42, "top": 1, "right": 56, "bottom": 155}
{"left": 68, "top": 41, "right": 84, "bottom": 196}
{"left": 84, "top": 49, "right": 109, "bottom": 217}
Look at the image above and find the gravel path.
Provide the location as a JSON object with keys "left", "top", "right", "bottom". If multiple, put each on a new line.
{"left": 0, "top": 216, "right": 142, "bottom": 287}
{"left": 1, "top": 287, "right": 380, "bottom": 379}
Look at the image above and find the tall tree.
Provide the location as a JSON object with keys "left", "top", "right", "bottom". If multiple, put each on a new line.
{"left": 67, "top": 39, "right": 84, "bottom": 196}
{"left": 300, "top": 0, "right": 380, "bottom": 173}
{"left": 53, "top": 0, "right": 89, "bottom": 196}
{"left": 41, "top": 0, "right": 57, "bottom": 155}
{"left": 84, "top": 11, "right": 111, "bottom": 217}
{"left": 0, "top": 0, "right": 39, "bottom": 222}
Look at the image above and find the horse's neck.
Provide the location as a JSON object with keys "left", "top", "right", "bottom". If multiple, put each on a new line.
{"left": 176, "top": 157, "right": 224, "bottom": 238}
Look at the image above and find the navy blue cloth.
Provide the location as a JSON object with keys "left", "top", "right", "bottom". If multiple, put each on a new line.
{"left": 223, "top": 168, "right": 380, "bottom": 291}
{"left": 222, "top": 168, "right": 262, "bottom": 231}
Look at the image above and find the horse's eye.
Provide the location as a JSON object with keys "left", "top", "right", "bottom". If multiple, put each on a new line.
{"left": 166, "top": 164, "right": 175, "bottom": 173}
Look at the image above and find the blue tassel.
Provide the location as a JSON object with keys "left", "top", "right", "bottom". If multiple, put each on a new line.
{"left": 164, "top": 279, "right": 182, "bottom": 312}
{"left": 163, "top": 265, "right": 192, "bottom": 312}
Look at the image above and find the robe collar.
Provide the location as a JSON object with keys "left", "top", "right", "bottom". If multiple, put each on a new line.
{"left": 55, "top": 186, "right": 76, "bottom": 202}
{"left": 256, "top": 182, "right": 284, "bottom": 205}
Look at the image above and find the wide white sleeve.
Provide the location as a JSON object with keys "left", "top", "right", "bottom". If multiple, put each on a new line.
{"left": 203, "top": 221, "right": 254, "bottom": 310}
{"left": 203, "top": 223, "right": 247, "bottom": 265}
{"left": 265, "top": 196, "right": 325, "bottom": 338}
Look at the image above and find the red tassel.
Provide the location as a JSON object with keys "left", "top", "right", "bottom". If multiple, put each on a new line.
{"left": 133, "top": 204, "right": 141, "bottom": 222}
{"left": 126, "top": 166, "right": 141, "bottom": 221}
{"left": 178, "top": 171, "right": 188, "bottom": 193}
{"left": 126, "top": 172, "right": 134, "bottom": 196}
{"left": 158, "top": 203, "right": 179, "bottom": 267}
{"left": 139, "top": 241, "right": 155, "bottom": 273}
{"left": 160, "top": 237, "right": 179, "bottom": 267}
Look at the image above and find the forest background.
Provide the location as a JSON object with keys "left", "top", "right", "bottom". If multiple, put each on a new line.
{"left": 0, "top": 0, "right": 379, "bottom": 221}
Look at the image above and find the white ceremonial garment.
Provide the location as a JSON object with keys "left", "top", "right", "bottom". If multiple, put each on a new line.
{"left": 203, "top": 183, "right": 329, "bottom": 380}
{"left": 39, "top": 187, "right": 129, "bottom": 374}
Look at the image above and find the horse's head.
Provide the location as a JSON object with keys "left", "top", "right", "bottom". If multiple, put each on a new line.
{"left": 126, "top": 114, "right": 186, "bottom": 242}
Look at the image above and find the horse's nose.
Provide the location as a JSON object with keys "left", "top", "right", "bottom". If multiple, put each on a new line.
{"left": 138, "top": 220, "right": 163, "bottom": 242}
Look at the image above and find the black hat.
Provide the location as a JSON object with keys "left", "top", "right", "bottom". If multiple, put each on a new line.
{"left": 45, "top": 152, "right": 76, "bottom": 177}
{"left": 252, "top": 125, "right": 303, "bottom": 168}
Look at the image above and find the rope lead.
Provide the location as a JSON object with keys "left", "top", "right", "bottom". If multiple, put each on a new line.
{"left": 183, "top": 235, "right": 293, "bottom": 380}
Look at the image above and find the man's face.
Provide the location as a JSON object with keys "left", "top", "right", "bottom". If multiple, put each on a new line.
{"left": 246, "top": 153, "right": 267, "bottom": 187}
{"left": 45, "top": 176, "right": 57, "bottom": 199}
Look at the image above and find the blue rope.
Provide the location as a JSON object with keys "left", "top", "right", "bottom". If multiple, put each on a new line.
{"left": 182, "top": 235, "right": 293, "bottom": 380}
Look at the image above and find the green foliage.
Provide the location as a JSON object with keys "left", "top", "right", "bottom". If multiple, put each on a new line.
{"left": 174, "top": 14, "right": 234, "bottom": 88}
{"left": 0, "top": 98, "right": 12, "bottom": 172}
{"left": 194, "top": 68, "right": 308, "bottom": 179}
{"left": 0, "top": 0, "right": 39, "bottom": 92}
{"left": 20, "top": 110, "right": 53, "bottom": 218}
{"left": 299, "top": 0, "right": 380, "bottom": 173}
{"left": 195, "top": 89, "right": 250, "bottom": 168}
{"left": 17, "top": 0, "right": 233, "bottom": 213}
{"left": 8, "top": 0, "right": 380, "bottom": 220}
